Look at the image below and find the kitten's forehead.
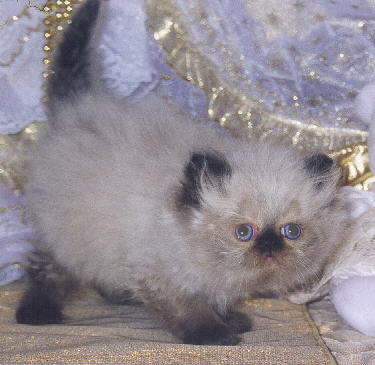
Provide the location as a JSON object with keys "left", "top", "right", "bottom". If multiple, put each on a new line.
{"left": 234, "top": 183, "right": 304, "bottom": 224}
{"left": 225, "top": 151, "right": 324, "bottom": 223}
{"left": 239, "top": 197, "right": 305, "bottom": 230}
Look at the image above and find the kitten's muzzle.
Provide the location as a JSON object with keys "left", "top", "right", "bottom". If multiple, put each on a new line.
{"left": 254, "top": 228, "right": 284, "bottom": 257}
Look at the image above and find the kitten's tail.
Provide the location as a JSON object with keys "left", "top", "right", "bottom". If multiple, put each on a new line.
{"left": 47, "top": 0, "right": 101, "bottom": 113}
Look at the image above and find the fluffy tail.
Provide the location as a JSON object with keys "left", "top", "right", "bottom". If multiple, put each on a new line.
{"left": 47, "top": 0, "right": 101, "bottom": 111}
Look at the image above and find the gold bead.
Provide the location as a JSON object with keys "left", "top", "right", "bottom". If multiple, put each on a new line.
{"left": 43, "top": 58, "right": 51, "bottom": 65}
{"left": 44, "top": 15, "right": 55, "bottom": 24}
{"left": 44, "top": 32, "right": 51, "bottom": 38}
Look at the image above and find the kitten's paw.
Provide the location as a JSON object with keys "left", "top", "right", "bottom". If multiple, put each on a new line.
{"left": 16, "top": 299, "right": 63, "bottom": 325}
{"left": 16, "top": 302, "right": 63, "bottom": 325}
{"left": 16, "top": 287, "right": 63, "bottom": 325}
{"left": 182, "top": 322, "right": 241, "bottom": 345}
{"left": 224, "top": 311, "right": 251, "bottom": 334}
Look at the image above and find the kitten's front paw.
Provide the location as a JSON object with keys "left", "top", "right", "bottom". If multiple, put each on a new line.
{"left": 16, "top": 288, "right": 63, "bottom": 325}
{"left": 16, "top": 300, "right": 63, "bottom": 325}
{"left": 224, "top": 311, "right": 251, "bottom": 334}
{"left": 182, "top": 322, "right": 240, "bottom": 345}
{"left": 16, "top": 302, "right": 63, "bottom": 325}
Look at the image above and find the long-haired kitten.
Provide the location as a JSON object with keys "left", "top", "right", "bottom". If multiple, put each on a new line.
{"left": 16, "top": 0, "right": 350, "bottom": 345}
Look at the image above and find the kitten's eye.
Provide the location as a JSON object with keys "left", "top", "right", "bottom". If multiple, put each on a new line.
{"left": 281, "top": 223, "right": 302, "bottom": 240}
{"left": 235, "top": 224, "right": 254, "bottom": 241}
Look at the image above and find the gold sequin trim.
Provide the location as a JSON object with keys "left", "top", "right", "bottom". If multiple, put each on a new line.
{"left": 42, "top": 0, "right": 83, "bottom": 86}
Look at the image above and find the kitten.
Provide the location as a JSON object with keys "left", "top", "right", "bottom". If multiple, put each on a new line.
{"left": 16, "top": 0, "right": 350, "bottom": 345}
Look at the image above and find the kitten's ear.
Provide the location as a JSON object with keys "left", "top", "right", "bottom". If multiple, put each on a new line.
{"left": 179, "top": 151, "right": 232, "bottom": 209}
{"left": 303, "top": 153, "right": 335, "bottom": 189}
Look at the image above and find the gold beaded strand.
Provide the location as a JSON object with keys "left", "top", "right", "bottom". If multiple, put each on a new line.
{"left": 42, "top": 0, "right": 82, "bottom": 86}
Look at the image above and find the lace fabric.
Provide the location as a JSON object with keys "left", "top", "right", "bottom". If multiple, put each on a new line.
{"left": 0, "top": 0, "right": 46, "bottom": 134}
{"left": 153, "top": 0, "right": 375, "bottom": 131}
{"left": 97, "top": 0, "right": 159, "bottom": 101}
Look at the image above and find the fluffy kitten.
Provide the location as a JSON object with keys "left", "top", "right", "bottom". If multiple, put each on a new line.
{"left": 16, "top": 0, "right": 350, "bottom": 345}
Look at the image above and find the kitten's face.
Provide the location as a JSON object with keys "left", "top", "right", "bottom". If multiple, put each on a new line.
{"left": 176, "top": 144, "right": 346, "bottom": 296}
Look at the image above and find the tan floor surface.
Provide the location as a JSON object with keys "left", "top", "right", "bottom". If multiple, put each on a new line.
{"left": 0, "top": 282, "right": 335, "bottom": 364}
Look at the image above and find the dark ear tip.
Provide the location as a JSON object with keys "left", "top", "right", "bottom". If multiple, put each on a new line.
{"left": 304, "top": 153, "right": 333, "bottom": 174}
{"left": 178, "top": 151, "right": 232, "bottom": 210}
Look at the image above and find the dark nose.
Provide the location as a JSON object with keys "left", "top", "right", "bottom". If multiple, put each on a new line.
{"left": 254, "top": 228, "right": 283, "bottom": 256}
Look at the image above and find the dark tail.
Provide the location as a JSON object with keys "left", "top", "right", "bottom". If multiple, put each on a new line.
{"left": 47, "top": 0, "right": 101, "bottom": 109}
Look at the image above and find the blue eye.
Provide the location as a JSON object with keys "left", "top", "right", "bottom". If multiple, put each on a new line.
{"left": 235, "top": 224, "right": 254, "bottom": 241}
{"left": 281, "top": 223, "right": 302, "bottom": 240}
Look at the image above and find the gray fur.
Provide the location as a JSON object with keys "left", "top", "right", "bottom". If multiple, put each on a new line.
{"left": 17, "top": 0, "right": 351, "bottom": 345}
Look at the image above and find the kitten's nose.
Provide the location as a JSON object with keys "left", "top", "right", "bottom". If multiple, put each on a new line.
{"left": 254, "top": 228, "right": 283, "bottom": 256}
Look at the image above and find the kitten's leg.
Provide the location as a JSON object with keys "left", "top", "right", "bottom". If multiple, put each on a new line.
{"left": 147, "top": 294, "right": 241, "bottom": 345}
{"left": 16, "top": 251, "right": 75, "bottom": 325}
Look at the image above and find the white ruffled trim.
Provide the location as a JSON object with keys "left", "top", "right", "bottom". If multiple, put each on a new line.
{"left": 97, "top": 0, "right": 159, "bottom": 100}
